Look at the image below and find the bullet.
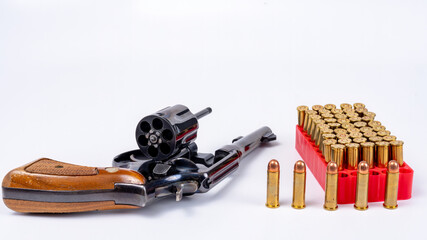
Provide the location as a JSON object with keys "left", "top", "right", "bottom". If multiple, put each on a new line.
{"left": 343, "top": 108, "right": 356, "bottom": 114}
{"left": 323, "top": 115, "right": 336, "bottom": 121}
{"left": 338, "top": 118, "right": 351, "bottom": 124}
{"left": 377, "top": 130, "right": 391, "bottom": 137}
{"left": 266, "top": 159, "right": 280, "bottom": 208}
{"left": 383, "top": 135, "right": 397, "bottom": 142}
{"left": 361, "top": 116, "right": 374, "bottom": 123}
{"left": 303, "top": 110, "right": 317, "bottom": 132}
{"left": 384, "top": 160, "right": 399, "bottom": 209}
{"left": 391, "top": 140, "right": 404, "bottom": 166}
{"left": 323, "top": 139, "right": 336, "bottom": 162}
{"left": 346, "top": 143, "right": 360, "bottom": 170}
{"left": 368, "top": 120, "right": 382, "bottom": 128}
{"left": 354, "top": 121, "right": 367, "bottom": 128}
{"left": 349, "top": 132, "right": 363, "bottom": 139}
{"left": 340, "top": 103, "right": 352, "bottom": 109}
{"left": 354, "top": 161, "right": 370, "bottom": 210}
{"left": 297, "top": 105, "right": 309, "bottom": 127}
{"left": 355, "top": 108, "right": 368, "bottom": 116}
{"left": 353, "top": 103, "right": 365, "bottom": 109}
{"left": 361, "top": 142, "right": 375, "bottom": 168}
{"left": 312, "top": 105, "right": 324, "bottom": 112}
{"left": 324, "top": 162, "right": 339, "bottom": 211}
{"left": 349, "top": 117, "right": 362, "bottom": 123}
{"left": 334, "top": 128, "right": 347, "bottom": 135}
{"left": 338, "top": 138, "right": 352, "bottom": 145}
{"left": 327, "top": 122, "right": 341, "bottom": 130}
{"left": 308, "top": 115, "right": 322, "bottom": 136}
{"left": 376, "top": 141, "right": 390, "bottom": 168}
{"left": 331, "top": 108, "right": 343, "bottom": 115}
{"left": 369, "top": 136, "right": 383, "bottom": 143}
{"left": 292, "top": 160, "right": 306, "bottom": 209}
{"left": 372, "top": 125, "right": 386, "bottom": 132}
{"left": 360, "top": 126, "right": 373, "bottom": 133}
{"left": 320, "top": 133, "right": 337, "bottom": 152}
{"left": 324, "top": 104, "right": 336, "bottom": 111}
{"left": 363, "top": 131, "right": 377, "bottom": 138}
{"left": 332, "top": 144, "right": 345, "bottom": 171}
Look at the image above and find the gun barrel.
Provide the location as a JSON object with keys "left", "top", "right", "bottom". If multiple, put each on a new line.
{"left": 194, "top": 107, "right": 212, "bottom": 119}
{"left": 231, "top": 126, "right": 276, "bottom": 159}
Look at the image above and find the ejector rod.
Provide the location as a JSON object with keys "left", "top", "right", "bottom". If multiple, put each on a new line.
{"left": 194, "top": 107, "right": 212, "bottom": 119}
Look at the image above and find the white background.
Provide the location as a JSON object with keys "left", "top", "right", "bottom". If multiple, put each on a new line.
{"left": 0, "top": 1, "right": 426, "bottom": 239}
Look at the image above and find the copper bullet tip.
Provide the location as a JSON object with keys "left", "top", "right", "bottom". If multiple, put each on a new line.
{"left": 388, "top": 160, "right": 399, "bottom": 173}
{"left": 268, "top": 159, "right": 280, "bottom": 172}
{"left": 294, "top": 160, "right": 306, "bottom": 173}
{"left": 358, "top": 161, "right": 369, "bottom": 174}
{"left": 327, "top": 162, "right": 338, "bottom": 174}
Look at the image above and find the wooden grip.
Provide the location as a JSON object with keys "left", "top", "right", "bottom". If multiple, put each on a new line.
{"left": 2, "top": 158, "right": 146, "bottom": 213}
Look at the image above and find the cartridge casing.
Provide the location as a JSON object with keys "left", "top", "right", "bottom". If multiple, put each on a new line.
{"left": 383, "top": 135, "right": 397, "bottom": 142}
{"left": 354, "top": 121, "right": 367, "bottom": 128}
{"left": 363, "top": 131, "right": 377, "bottom": 138}
{"left": 338, "top": 118, "right": 351, "bottom": 124}
{"left": 324, "top": 104, "right": 336, "bottom": 111}
{"left": 353, "top": 137, "right": 367, "bottom": 145}
{"left": 377, "top": 141, "right": 390, "bottom": 168}
{"left": 310, "top": 119, "right": 325, "bottom": 141}
{"left": 340, "top": 103, "right": 352, "bottom": 109}
{"left": 266, "top": 160, "right": 280, "bottom": 208}
{"left": 372, "top": 125, "right": 386, "bottom": 132}
{"left": 377, "top": 130, "right": 391, "bottom": 137}
{"left": 297, "top": 106, "right": 309, "bottom": 127}
{"left": 368, "top": 121, "right": 382, "bottom": 128}
{"left": 332, "top": 144, "right": 345, "bottom": 171}
{"left": 320, "top": 133, "right": 336, "bottom": 153}
{"left": 316, "top": 128, "right": 333, "bottom": 146}
{"left": 324, "top": 162, "right": 338, "bottom": 211}
{"left": 354, "top": 161, "right": 369, "bottom": 210}
{"left": 353, "top": 103, "right": 365, "bottom": 109}
{"left": 391, "top": 140, "right": 404, "bottom": 166}
{"left": 347, "top": 143, "right": 360, "bottom": 170}
{"left": 292, "top": 161, "right": 306, "bottom": 209}
{"left": 384, "top": 161, "right": 399, "bottom": 209}
{"left": 349, "top": 132, "right": 363, "bottom": 139}
{"left": 307, "top": 115, "right": 321, "bottom": 137}
{"left": 303, "top": 110, "right": 316, "bottom": 132}
{"left": 360, "top": 126, "right": 373, "bottom": 133}
{"left": 312, "top": 105, "right": 323, "bottom": 112}
{"left": 323, "top": 139, "right": 336, "bottom": 162}
{"left": 361, "top": 142, "right": 375, "bottom": 168}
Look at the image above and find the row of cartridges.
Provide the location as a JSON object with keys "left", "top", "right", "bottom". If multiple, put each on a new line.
{"left": 296, "top": 103, "right": 405, "bottom": 170}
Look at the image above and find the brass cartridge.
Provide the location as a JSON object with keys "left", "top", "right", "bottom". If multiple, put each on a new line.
{"left": 349, "top": 117, "right": 362, "bottom": 123}
{"left": 384, "top": 160, "right": 399, "bottom": 209}
{"left": 331, "top": 108, "right": 343, "bottom": 115}
{"left": 355, "top": 108, "right": 368, "bottom": 116}
{"left": 354, "top": 121, "right": 367, "bottom": 128}
{"left": 313, "top": 125, "right": 329, "bottom": 145}
{"left": 334, "top": 113, "right": 347, "bottom": 120}
{"left": 363, "top": 131, "right": 377, "bottom": 138}
{"left": 376, "top": 141, "right": 390, "bottom": 168}
{"left": 361, "top": 142, "right": 375, "bottom": 168}
{"left": 340, "top": 103, "right": 352, "bottom": 109}
{"left": 291, "top": 160, "right": 306, "bottom": 209}
{"left": 360, "top": 126, "right": 373, "bottom": 133}
{"left": 308, "top": 115, "right": 321, "bottom": 136}
{"left": 377, "top": 130, "right": 391, "bottom": 137}
{"left": 323, "top": 139, "right": 336, "bottom": 162}
{"left": 347, "top": 143, "right": 360, "bottom": 170}
{"left": 303, "top": 110, "right": 317, "bottom": 132}
{"left": 364, "top": 112, "right": 376, "bottom": 119}
{"left": 297, "top": 105, "right": 309, "bottom": 127}
{"left": 324, "top": 118, "right": 337, "bottom": 124}
{"left": 338, "top": 118, "right": 351, "bottom": 124}
{"left": 347, "top": 128, "right": 361, "bottom": 134}
{"left": 310, "top": 119, "right": 325, "bottom": 140}
{"left": 353, "top": 103, "right": 365, "bottom": 109}
{"left": 341, "top": 123, "right": 354, "bottom": 130}
{"left": 334, "top": 128, "right": 347, "bottom": 135}
{"left": 368, "top": 120, "right": 382, "bottom": 128}
{"left": 312, "top": 105, "right": 324, "bottom": 112}
{"left": 372, "top": 125, "right": 386, "bottom": 132}
{"left": 332, "top": 144, "right": 345, "bottom": 171}
{"left": 319, "top": 108, "right": 330, "bottom": 115}
{"left": 361, "top": 116, "right": 374, "bottom": 123}
{"left": 338, "top": 138, "right": 351, "bottom": 145}
{"left": 327, "top": 122, "right": 341, "bottom": 130}
{"left": 369, "top": 136, "right": 383, "bottom": 143}
{"left": 316, "top": 128, "right": 334, "bottom": 146}
{"left": 353, "top": 137, "right": 367, "bottom": 145}
{"left": 349, "top": 132, "right": 363, "bottom": 139}
{"left": 324, "top": 104, "right": 336, "bottom": 111}
{"left": 322, "top": 113, "right": 334, "bottom": 119}
{"left": 324, "top": 162, "right": 339, "bottom": 211}
{"left": 336, "top": 133, "right": 349, "bottom": 140}
{"left": 320, "top": 133, "right": 336, "bottom": 152}
{"left": 347, "top": 113, "right": 359, "bottom": 119}
{"left": 383, "top": 135, "right": 397, "bottom": 142}
{"left": 266, "top": 159, "right": 280, "bottom": 208}
{"left": 343, "top": 108, "right": 356, "bottom": 114}
{"left": 354, "top": 161, "right": 370, "bottom": 210}
{"left": 390, "top": 140, "right": 404, "bottom": 166}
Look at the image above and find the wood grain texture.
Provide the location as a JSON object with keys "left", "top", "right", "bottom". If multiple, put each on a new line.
{"left": 3, "top": 199, "right": 139, "bottom": 213}
{"left": 2, "top": 158, "right": 146, "bottom": 191}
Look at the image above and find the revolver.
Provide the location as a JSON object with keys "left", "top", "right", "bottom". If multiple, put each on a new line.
{"left": 2, "top": 105, "right": 276, "bottom": 213}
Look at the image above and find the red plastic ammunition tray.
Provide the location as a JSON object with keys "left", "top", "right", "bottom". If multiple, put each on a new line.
{"left": 295, "top": 125, "right": 414, "bottom": 204}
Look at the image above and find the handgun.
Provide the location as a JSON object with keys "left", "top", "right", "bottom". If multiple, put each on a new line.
{"left": 2, "top": 105, "right": 276, "bottom": 213}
